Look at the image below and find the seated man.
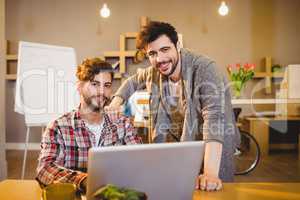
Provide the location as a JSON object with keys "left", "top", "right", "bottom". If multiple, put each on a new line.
{"left": 36, "top": 58, "right": 142, "bottom": 193}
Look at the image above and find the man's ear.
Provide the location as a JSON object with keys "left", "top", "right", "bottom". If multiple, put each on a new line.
{"left": 76, "top": 81, "right": 83, "bottom": 93}
{"left": 176, "top": 41, "right": 181, "bottom": 53}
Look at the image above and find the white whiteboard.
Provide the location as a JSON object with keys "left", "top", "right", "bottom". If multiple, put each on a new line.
{"left": 14, "top": 41, "right": 79, "bottom": 126}
{"left": 287, "top": 65, "right": 300, "bottom": 99}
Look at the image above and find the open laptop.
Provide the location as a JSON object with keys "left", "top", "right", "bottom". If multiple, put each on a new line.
{"left": 86, "top": 141, "right": 205, "bottom": 200}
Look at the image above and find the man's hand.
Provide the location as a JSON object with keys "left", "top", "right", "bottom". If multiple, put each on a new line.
{"left": 197, "top": 141, "right": 223, "bottom": 192}
{"left": 195, "top": 174, "right": 222, "bottom": 192}
{"left": 104, "top": 96, "right": 124, "bottom": 122}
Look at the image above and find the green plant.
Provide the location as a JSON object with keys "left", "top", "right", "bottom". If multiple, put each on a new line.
{"left": 93, "top": 184, "right": 147, "bottom": 200}
{"left": 271, "top": 64, "right": 282, "bottom": 73}
{"left": 227, "top": 63, "right": 255, "bottom": 98}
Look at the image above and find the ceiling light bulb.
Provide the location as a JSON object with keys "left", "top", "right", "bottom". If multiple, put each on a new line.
{"left": 100, "top": 3, "right": 110, "bottom": 18}
{"left": 218, "top": 1, "right": 229, "bottom": 16}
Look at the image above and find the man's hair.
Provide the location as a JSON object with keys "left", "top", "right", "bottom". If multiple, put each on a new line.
{"left": 76, "top": 58, "right": 114, "bottom": 81}
{"left": 136, "top": 21, "right": 178, "bottom": 51}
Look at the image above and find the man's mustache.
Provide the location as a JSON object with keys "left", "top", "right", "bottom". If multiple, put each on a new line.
{"left": 157, "top": 60, "right": 170, "bottom": 65}
{"left": 91, "top": 95, "right": 110, "bottom": 102}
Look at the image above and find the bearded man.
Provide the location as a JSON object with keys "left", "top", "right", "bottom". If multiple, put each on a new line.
{"left": 36, "top": 58, "right": 142, "bottom": 193}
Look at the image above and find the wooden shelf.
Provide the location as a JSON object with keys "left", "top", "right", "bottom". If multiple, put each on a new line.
{"left": 272, "top": 72, "right": 285, "bottom": 78}
{"left": 6, "top": 54, "right": 17, "bottom": 61}
{"left": 4, "top": 56, "right": 123, "bottom": 81}
{"left": 5, "top": 74, "right": 16, "bottom": 80}
{"left": 254, "top": 72, "right": 284, "bottom": 78}
{"left": 5, "top": 53, "right": 18, "bottom": 80}
{"left": 250, "top": 57, "right": 286, "bottom": 94}
{"left": 113, "top": 73, "right": 122, "bottom": 79}
{"left": 104, "top": 51, "right": 136, "bottom": 57}
{"left": 103, "top": 17, "right": 149, "bottom": 81}
{"left": 124, "top": 32, "right": 138, "bottom": 38}
{"left": 253, "top": 72, "right": 268, "bottom": 78}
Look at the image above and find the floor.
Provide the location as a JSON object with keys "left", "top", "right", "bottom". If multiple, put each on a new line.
{"left": 5, "top": 150, "right": 300, "bottom": 182}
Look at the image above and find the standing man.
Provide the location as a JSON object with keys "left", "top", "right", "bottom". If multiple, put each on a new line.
{"left": 36, "top": 58, "right": 142, "bottom": 193}
{"left": 106, "top": 21, "right": 240, "bottom": 191}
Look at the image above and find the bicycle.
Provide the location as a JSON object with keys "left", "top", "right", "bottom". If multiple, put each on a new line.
{"left": 233, "top": 108, "right": 260, "bottom": 175}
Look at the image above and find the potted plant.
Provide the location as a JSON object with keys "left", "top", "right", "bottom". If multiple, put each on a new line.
{"left": 93, "top": 184, "right": 147, "bottom": 200}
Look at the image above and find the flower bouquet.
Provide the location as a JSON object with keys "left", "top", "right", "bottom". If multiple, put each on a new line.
{"left": 227, "top": 63, "right": 255, "bottom": 98}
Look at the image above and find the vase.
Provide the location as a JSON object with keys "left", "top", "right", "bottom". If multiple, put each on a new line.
{"left": 232, "top": 81, "right": 244, "bottom": 99}
{"left": 233, "top": 89, "right": 242, "bottom": 99}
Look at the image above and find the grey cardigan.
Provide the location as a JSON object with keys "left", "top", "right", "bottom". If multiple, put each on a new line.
{"left": 115, "top": 48, "right": 240, "bottom": 181}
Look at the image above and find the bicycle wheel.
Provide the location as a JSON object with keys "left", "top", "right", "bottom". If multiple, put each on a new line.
{"left": 234, "top": 130, "right": 260, "bottom": 175}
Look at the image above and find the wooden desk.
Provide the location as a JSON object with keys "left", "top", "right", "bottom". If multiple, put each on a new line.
{"left": 1, "top": 180, "right": 300, "bottom": 200}
{"left": 241, "top": 116, "right": 300, "bottom": 156}
{"left": 0, "top": 180, "right": 42, "bottom": 200}
{"left": 195, "top": 182, "right": 300, "bottom": 200}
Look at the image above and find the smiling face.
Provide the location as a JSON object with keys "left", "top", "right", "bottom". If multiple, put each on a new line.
{"left": 146, "top": 34, "right": 180, "bottom": 76}
{"left": 79, "top": 72, "right": 112, "bottom": 112}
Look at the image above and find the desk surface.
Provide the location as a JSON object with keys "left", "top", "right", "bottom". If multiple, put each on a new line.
{"left": 244, "top": 116, "right": 300, "bottom": 121}
{"left": 1, "top": 180, "right": 300, "bottom": 200}
{"left": 231, "top": 98, "right": 300, "bottom": 105}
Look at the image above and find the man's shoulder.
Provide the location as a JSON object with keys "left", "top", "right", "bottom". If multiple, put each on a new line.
{"left": 114, "top": 115, "right": 132, "bottom": 126}
{"left": 181, "top": 48, "right": 215, "bottom": 68}
{"left": 137, "top": 65, "right": 159, "bottom": 75}
{"left": 46, "top": 110, "right": 77, "bottom": 129}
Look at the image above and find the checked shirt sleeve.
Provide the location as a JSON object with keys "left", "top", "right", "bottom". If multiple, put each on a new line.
{"left": 36, "top": 121, "right": 87, "bottom": 189}
{"left": 122, "top": 117, "right": 143, "bottom": 145}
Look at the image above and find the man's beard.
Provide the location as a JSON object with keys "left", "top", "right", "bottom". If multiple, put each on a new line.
{"left": 165, "top": 61, "right": 178, "bottom": 77}
{"left": 83, "top": 94, "right": 110, "bottom": 113}
{"left": 157, "top": 55, "right": 179, "bottom": 77}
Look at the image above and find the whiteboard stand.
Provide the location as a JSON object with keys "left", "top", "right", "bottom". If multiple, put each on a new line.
{"left": 21, "top": 125, "right": 45, "bottom": 179}
{"left": 21, "top": 126, "right": 30, "bottom": 179}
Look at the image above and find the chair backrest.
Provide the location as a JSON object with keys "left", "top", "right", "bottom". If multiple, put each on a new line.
{"left": 233, "top": 107, "right": 242, "bottom": 122}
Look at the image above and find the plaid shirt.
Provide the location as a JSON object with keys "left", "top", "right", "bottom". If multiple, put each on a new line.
{"left": 36, "top": 108, "right": 142, "bottom": 189}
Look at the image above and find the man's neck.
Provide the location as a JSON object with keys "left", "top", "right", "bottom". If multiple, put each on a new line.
{"left": 79, "top": 103, "right": 103, "bottom": 125}
{"left": 169, "top": 56, "right": 181, "bottom": 82}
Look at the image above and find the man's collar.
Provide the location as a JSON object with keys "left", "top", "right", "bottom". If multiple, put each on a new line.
{"left": 179, "top": 48, "right": 190, "bottom": 81}
{"left": 71, "top": 105, "right": 83, "bottom": 129}
{"left": 71, "top": 104, "right": 111, "bottom": 129}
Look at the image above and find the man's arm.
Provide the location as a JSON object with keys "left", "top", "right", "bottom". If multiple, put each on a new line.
{"left": 117, "top": 116, "right": 143, "bottom": 144}
{"left": 107, "top": 67, "right": 152, "bottom": 121}
{"left": 199, "top": 142, "right": 223, "bottom": 190}
{"left": 111, "top": 67, "right": 152, "bottom": 106}
{"left": 36, "top": 121, "right": 87, "bottom": 191}
{"left": 196, "top": 61, "right": 226, "bottom": 191}
{"left": 204, "top": 142, "right": 222, "bottom": 177}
